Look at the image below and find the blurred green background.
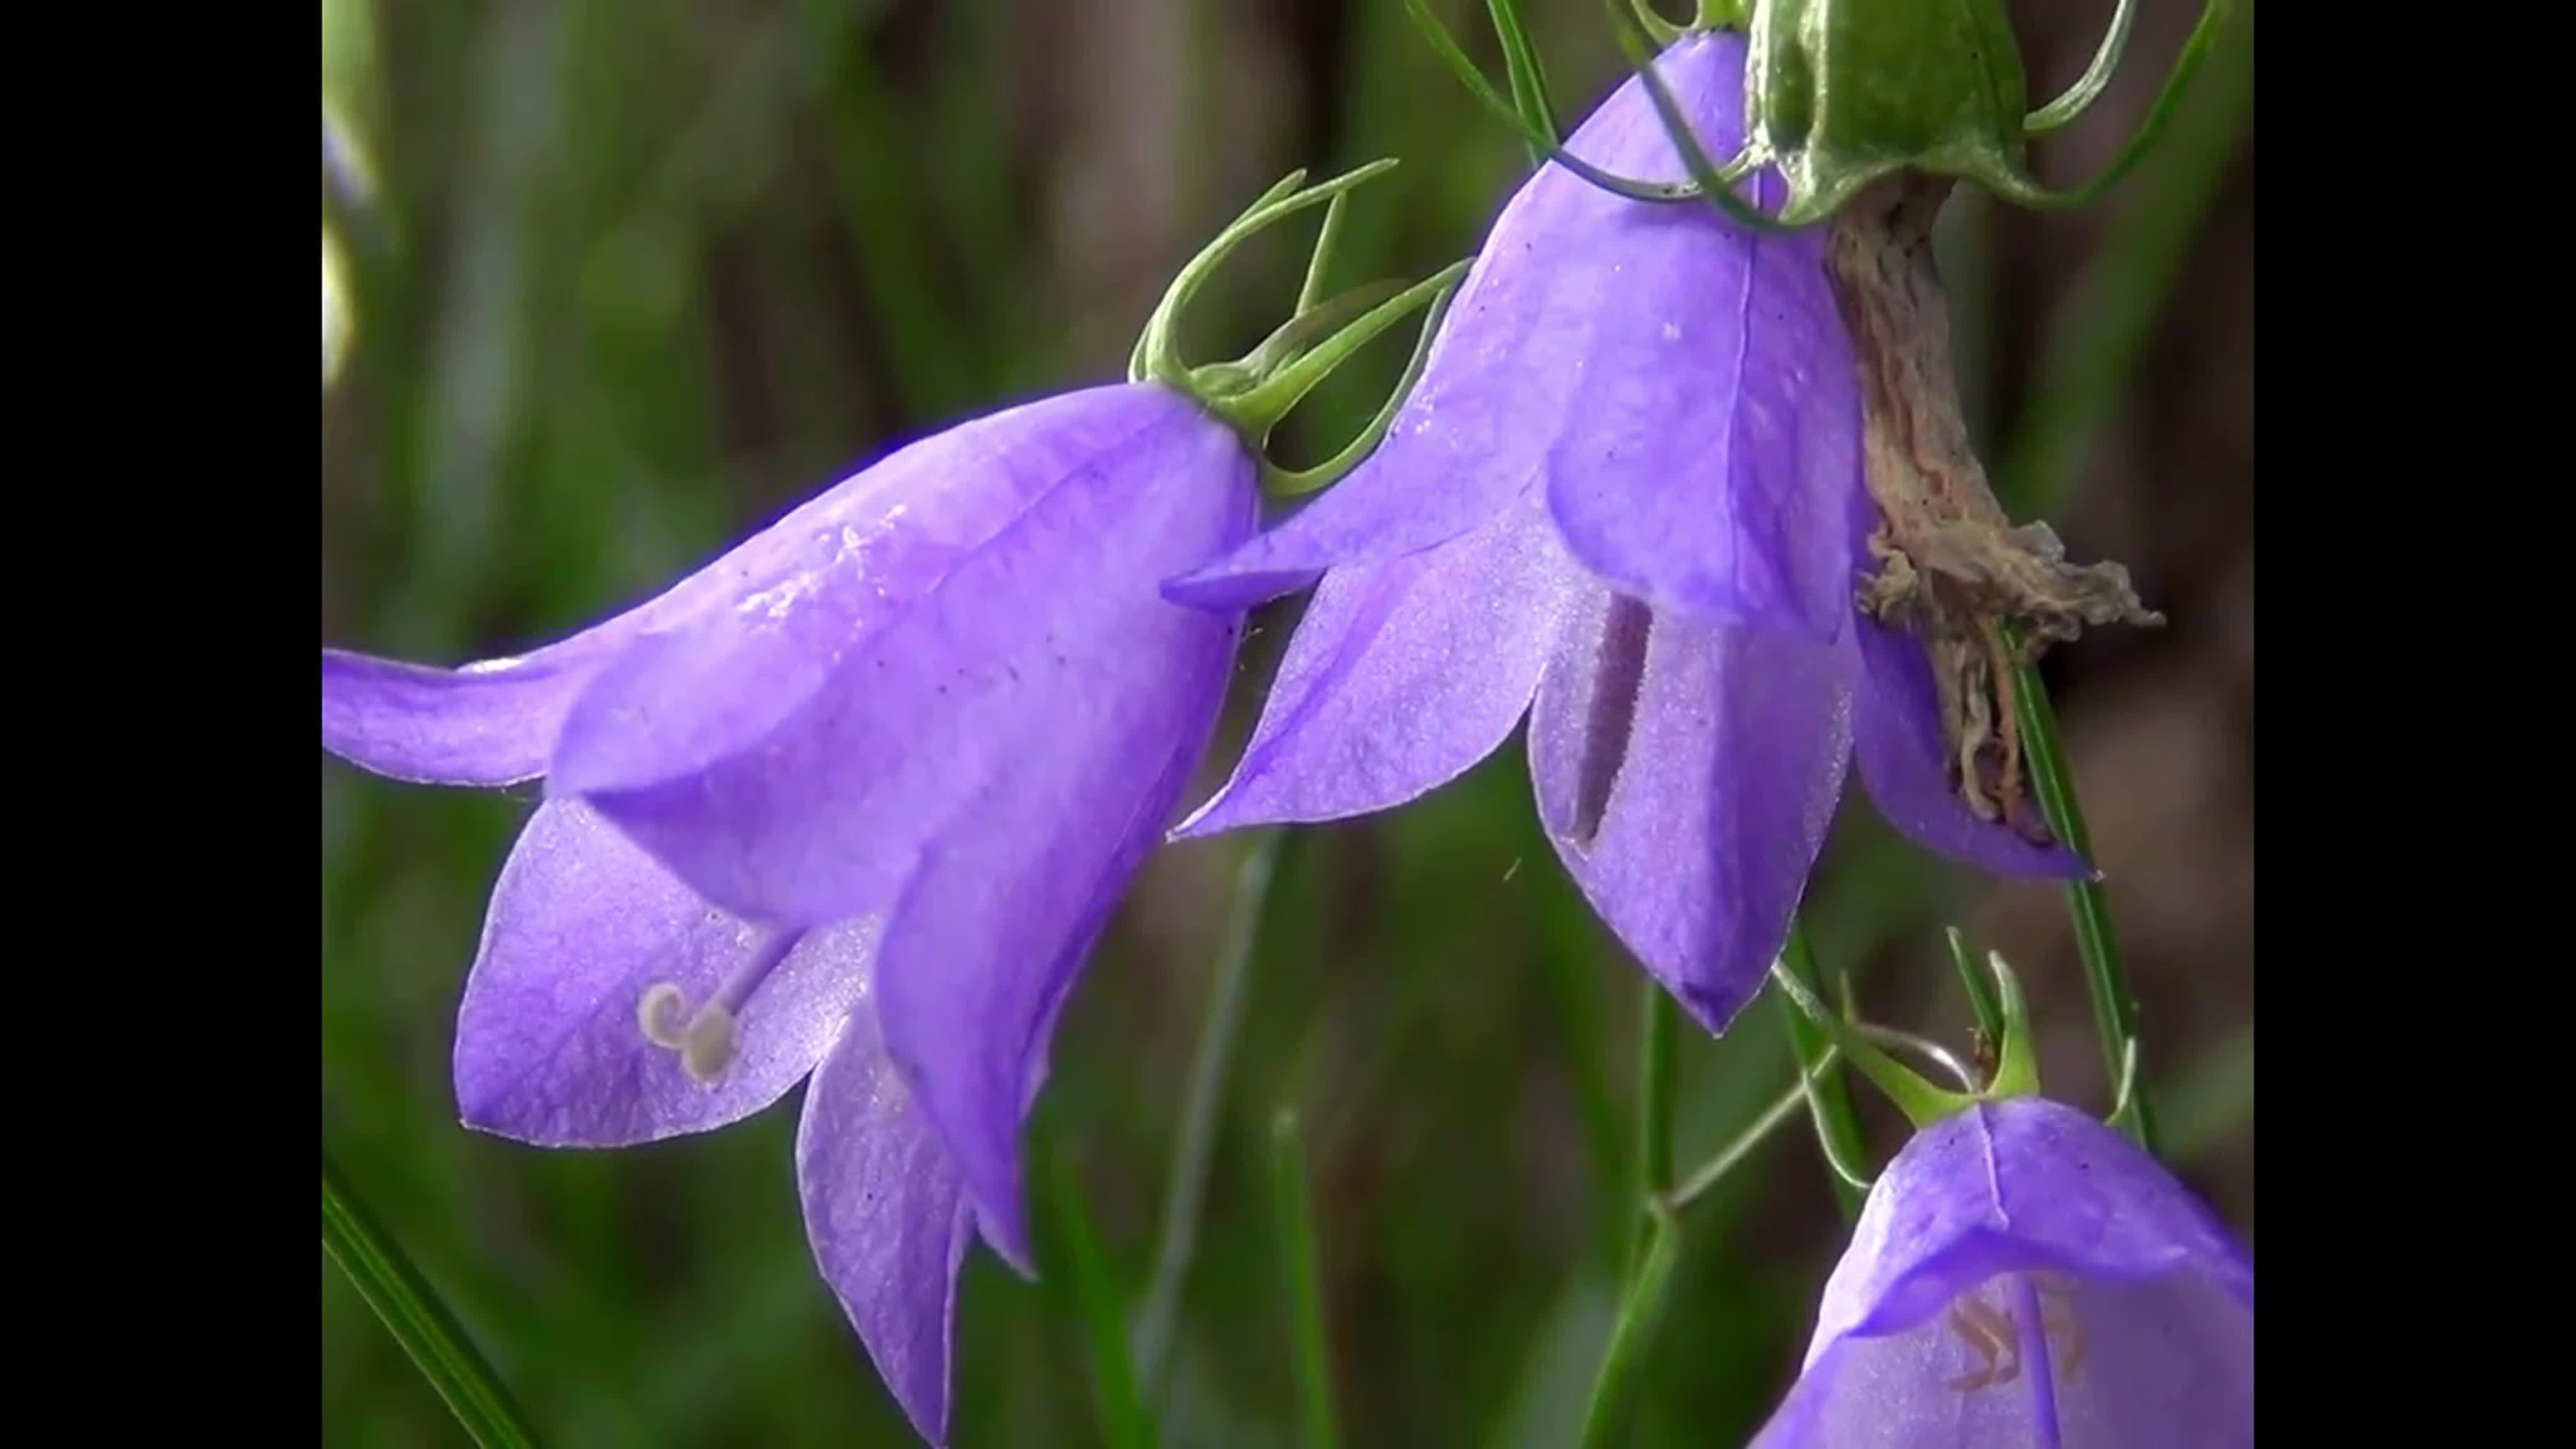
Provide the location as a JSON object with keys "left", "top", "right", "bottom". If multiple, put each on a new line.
{"left": 320, "top": 1, "right": 2254, "bottom": 1445}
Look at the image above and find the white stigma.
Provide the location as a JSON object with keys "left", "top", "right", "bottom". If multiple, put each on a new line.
{"left": 677, "top": 1004, "right": 737, "bottom": 1082}
{"left": 631, "top": 927, "right": 805, "bottom": 1087}
{"left": 637, "top": 982, "right": 740, "bottom": 1084}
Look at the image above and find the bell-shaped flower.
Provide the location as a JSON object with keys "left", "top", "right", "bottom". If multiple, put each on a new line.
{"left": 1160, "top": 28, "right": 2086, "bottom": 1036}
{"left": 1749, "top": 1095, "right": 2252, "bottom": 1447}
{"left": 319, "top": 165, "right": 1460, "bottom": 1445}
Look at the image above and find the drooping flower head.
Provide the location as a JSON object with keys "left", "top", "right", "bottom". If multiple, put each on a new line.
{"left": 1749, "top": 947, "right": 2250, "bottom": 1448}
{"left": 319, "top": 164, "right": 1462, "bottom": 1446}
{"left": 1160, "top": 28, "right": 2087, "bottom": 1036}
{"left": 1749, "top": 1096, "right": 2253, "bottom": 1448}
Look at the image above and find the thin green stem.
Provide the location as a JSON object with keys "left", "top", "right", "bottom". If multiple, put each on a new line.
{"left": 1663, "top": 1046, "right": 1841, "bottom": 1212}
{"left": 321, "top": 1148, "right": 538, "bottom": 1449}
{"left": 1399, "top": 0, "right": 1748, "bottom": 207}
{"left": 2005, "top": 633, "right": 2162, "bottom": 1155}
{"left": 1774, "top": 923, "right": 1869, "bottom": 1221}
{"left": 1270, "top": 1111, "right": 1339, "bottom": 1449}
{"left": 1628, "top": 983, "right": 1675, "bottom": 1277}
{"left": 1135, "top": 835, "right": 1281, "bottom": 1397}
{"left": 1578, "top": 1206, "right": 1682, "bottom": 1449}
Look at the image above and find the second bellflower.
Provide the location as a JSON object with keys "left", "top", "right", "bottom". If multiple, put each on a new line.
{"left": 1162, "top": 30, "right": 2084, "bottom": 1035}
{"left": 1750, "top": 1097, "right": 2254, "bottom": 1448}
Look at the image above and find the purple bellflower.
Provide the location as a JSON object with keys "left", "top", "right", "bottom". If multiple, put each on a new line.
{"left": 1748, "top": 1096, "right": 2253, "bottom": 1448}
{"left": 320, "top": 165, "right": 1460, "bottom": 1445}
{"left": 1160, "top": 29, "right": 2084, "bottom": 1035}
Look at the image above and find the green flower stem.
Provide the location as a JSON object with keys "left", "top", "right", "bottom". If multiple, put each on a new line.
{"left": 1270, "top": 1111, "right": 1339, "bottom": 1449}
{"left": 1578, "top": 1204, "right": 1682, "bottom": 1449}
{"left": 2006, "top": 641, "right": 2161, "bottom": 1154}
{"left": 1628, "top": 983, "right": 1676, "bottom": 1277}
{"left": 321, "top": 1148, "right": 538, "bottom": 1449}
{"left": 1135, "top": 835, "right": 1281, "bottom": 1396}
{"left": 1663, "top": 1046, "right": 1841, "bottom": 1213}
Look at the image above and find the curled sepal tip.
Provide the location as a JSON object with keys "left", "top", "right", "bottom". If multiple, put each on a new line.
{"left": 1187, "top": 278, "right": 1411, "bottom": 405}
{"left": 1768, "top": 959, "right": 1978, "bottom": 1130}
{"left": 1211, "top": 256, "right": 1470, "bottom": 447}
{"left": 2025, "top": 0, "right": 2138, "bottom": 135}
{"left": 1132, "top": 159, "right": 1397, "bottom": 395}
{"left": 1134, "top": 159, "right": 1470, "bottom": 499}
{"left": 2106, "top": 1033, "right": 2141, "bottom": 1130}
{"left": 1252, "top": 259, "right": 1470, "bottom": 498}
{"left": 1130, "top": 167, "right": 1310, "bottom": 386}
{"left": 1982, "top": 948, "right": 2043, "bottom": 1101}
{"left": 1998, "top": 0, "right": 2236, "bottom": 211}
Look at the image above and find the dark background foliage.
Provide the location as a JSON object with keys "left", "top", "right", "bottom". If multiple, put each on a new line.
{"left": 320, "top": 1, "right": 2252, "bottom": 1443}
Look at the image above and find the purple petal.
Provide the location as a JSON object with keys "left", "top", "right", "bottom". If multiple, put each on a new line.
{"left": 1533, "top": 32, "right": 1859, "bottom": 640}
{"left": 797, "top": 994, "right": 979, "bottom": 1448}
{"left": 1174, "top": 491, "right": 1583, "bottom": 837}
{"left": 321, "top": 407, "right": 1023, "bottom": 786}
{"left": 323, "top": 647, "right": 619, "bottom": 787}
{"left": 1753, "top": 1270, "right": 2252, "bottom": 1449}
{"left": 452, "top": 799, "right": 874, "bottom": 1146}
{"left": 1752, "top": 1099, "right": 2251, "bottom": 1448}
{"left": 1816, "top": 1099, "right": 2253, "bottom": 1345}
{"left": 1163, "top": 36, "right": 1801, "bottom": 616}
{"left": 1847, "top": 616, "right": 2091, "bottom": 878}
{"left": 1529, "top": 594, "right": 1852, "bottom": 1035}
{"left": 550, "top": 382, "right": 1253, "bottom": 926}
{"left": 873, "top": 595, "right": 1237, "bottom": 1271}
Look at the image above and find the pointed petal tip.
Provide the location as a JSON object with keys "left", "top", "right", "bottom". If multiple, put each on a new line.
{"left": 1158, "top": 560, "right": 1323, "bottom": 613}
{"left": 1164, "top": 792, "right": 1236, "bottom": 843}
{"left": 1168, "top": 783, "right": 1357, "bottom": 843}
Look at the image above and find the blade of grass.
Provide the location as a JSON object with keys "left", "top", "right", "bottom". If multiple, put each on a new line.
{"left": 321, "top": 1147, "right": 538, "bottom": 1449}
{"left": 1041, "top": 1143, "right": 1156, "bottom": 1449}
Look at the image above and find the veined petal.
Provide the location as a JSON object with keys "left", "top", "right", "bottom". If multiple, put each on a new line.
{"left": 452, "top": 799, "right": 874, "bottom": 1146}
{"left": 874, "top": 595, "right": 1239, "bottom": 1272}
{"left": 1847, "top": 615, "right": 2089, "bottom": 878}
{"left": 552, "top": 383, "right": 1253, "bottom": 926}
{"left": 1752, "top": 1099, "right": 2252, "bottom": 1448}
{"left": 1162, "top": 43, "right": 1785, "bottom": 614}
{"left": 1174, "top": 491, "right": 1582, "bottom": 837}
{"left": 323, "top": 386, "right": 1079, "bottom": 786}
{"left": 1814, "top": 1099, "right": 2252, "bottom": 1350}
{"left": 797, "top": 993, "right": 979, "bottom": 1448}
{"left": 1535, "top": 31, "right": 1857, "bottom": 640}
{"left": 323, "top": 645, "right": 619, "bottom": 787}
{"left": 1530, "top": 594, "right": 1851, "bottom": 1035}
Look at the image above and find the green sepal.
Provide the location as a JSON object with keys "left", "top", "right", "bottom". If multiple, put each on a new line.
{"left": 1767, "top": 959, "right": 1979, "bottom": 1130}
